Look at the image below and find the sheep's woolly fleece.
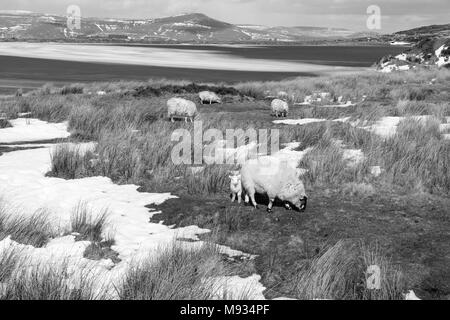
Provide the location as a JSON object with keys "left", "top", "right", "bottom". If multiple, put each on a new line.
{"left": 0, "top": 118, "right": 265, "bottom": 299}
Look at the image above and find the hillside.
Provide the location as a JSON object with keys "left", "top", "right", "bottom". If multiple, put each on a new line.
{"left": 0, "top": 11, "right": 363, "bottom": 43}
{"left": 376, "top": 37, "right": 450, "bottom": 72}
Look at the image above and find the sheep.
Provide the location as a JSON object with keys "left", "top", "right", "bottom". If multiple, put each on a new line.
{"left": 167, "top": 97, "right": 197, "bottom": 122}
{"left": 229, "top": 172, "right": 242, "bottom": 203}
{"left": 271, "top": 99, "right": 289, "bottom": 117}
{"left": 199, "top": 91, "right": 221, "bottom": 104}
{"left": 240, "top": 157, "right": 307, "bottom": 213}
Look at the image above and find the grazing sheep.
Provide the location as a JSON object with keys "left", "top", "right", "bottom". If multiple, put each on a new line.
{"left": 277, "top": 91, "right": 288, "bottom": 99}
{"left": 199, "top": 91, "right": 221, "bottom": 104}
{"left": 271, "top": 99, "right": 289, "bottom": 117}
{"left": 167, "top": 97, "right": 197, "bottom": 122}
{"left": 240, "top": 157, "right": 307, "bottom": 213}
{"left": 229, "top": 173, "right": 242, "bottom": 203}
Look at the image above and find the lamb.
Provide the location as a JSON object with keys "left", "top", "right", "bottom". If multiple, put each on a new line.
{"left": 229, "top": 172, "right": 242, "bottom": 203}
{"left": 199, "top": 91, "right": 221, "bottom": 104}
{"left": 167, "top": 97, "right": 197, "bottom": 122}
{"left": 271, "top": 99, "right": 289, "bottom": 117}
{"left": 240, "top": 157, "right": 307, "bottom": 213}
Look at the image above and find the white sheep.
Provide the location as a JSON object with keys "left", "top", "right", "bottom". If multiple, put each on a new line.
{"left": 240, "top": 157, "right": 307, "bottom": 213}
{"left": 167, "top": 97, "right": 197, "bottom": 122}
{"left": 271, "top": 99, "right": 289, "bottom": 117}
{"left": 199, "top": 91, "right": 221, "bottom": 104}
{"left": 229, "top": 173, "right": 242, "bottom": 203}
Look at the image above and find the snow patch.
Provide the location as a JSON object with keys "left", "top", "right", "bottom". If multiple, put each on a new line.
{"left": 0, "top": 118, "right": 70, "bottom": 144}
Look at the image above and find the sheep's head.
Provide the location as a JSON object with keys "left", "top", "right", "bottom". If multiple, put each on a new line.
{"left": 229, "top": 174, "right": 241, "bottom": 185}
{"left": 291, "top": 195, "right": 308, "bottom": 212}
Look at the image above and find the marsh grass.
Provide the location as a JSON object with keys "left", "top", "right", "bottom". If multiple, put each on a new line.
{"left": 292, "top": 240, "right": 405, "bottom": 300}
{"left": 49, "top": 144, "right": 90, "bottom": 179}
{"left": 116, "top": 240, "right": 248, "bottom": 300}
{"left": 371, "top": 117, "right": 450, "bottom": 193}
{"left": 69, "top": 202, "right": 110, "bottom": 243}
{"left": 1, "top": 262, "right": 101, "bottom": 300}
{"left": 0, "top": 247, "right": 20, "bottom": 283}
{"left": 0, "top": 203, "right": 53, "bottom": 248}
{"left": 0, "top": 118, "right": 11, "bottom": 129}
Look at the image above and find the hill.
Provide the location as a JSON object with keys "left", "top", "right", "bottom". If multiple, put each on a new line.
{"left": 0, "top": 11, "right": 360, "bottom": 43}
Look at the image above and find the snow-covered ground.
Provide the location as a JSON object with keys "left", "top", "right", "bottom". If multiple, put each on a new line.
{"left": 0, "top": 118, "right": 70, "bottom": 143}
{"left": 0, "top": 119, "right": 265, "bottom": 299}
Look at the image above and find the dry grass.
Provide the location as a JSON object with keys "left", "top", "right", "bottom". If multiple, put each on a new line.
{"left": 69, "top": 202, "right": 110, "bottom": 243}
{"left": 116, "top": 240, "right": 249, "bottom": 300}
{"left": 1, "top": 262, "right": 101, "bottom": 300}
{"left": 292, "top": 240, "right": 405, "bottom": 300}
{"left": 0, "top": 203, "right": 54, "bottom": 248}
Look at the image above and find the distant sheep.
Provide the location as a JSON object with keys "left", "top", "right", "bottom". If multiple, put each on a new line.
{"left": 271, "top": 99, "right": 289, "bottom": 117}
{"left": 229, "top": 173, "right": 242, "bottom": 203}
{"left": 167, "top": 97, "right": 197, "bottom": 122}
{"left": 240, "top": 158, "right": 307, "bottom": 212}
{"left": 199, "top": 91, "right": 221, "bottom": 104}
{"left": 277, "top": 91, "right": 288, "bottom": 99}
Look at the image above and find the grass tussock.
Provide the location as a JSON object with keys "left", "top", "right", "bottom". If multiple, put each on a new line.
{"left": 117, "top": 241, "right": 247, "bottom": 300}
{"left": 0, "top": 247, "right": 20, "bottom": 283}
{"left": 1, "top": 262, "right": 101, "bottom": 300}
{"left": 0, "top": 117, "right": 11, "bottom": 129}
{"left": 60, "top": 84, "right": 84, "bottom": 95}
{"left": 69, "top": 202, "right": 110, "bottom": 243}
{"left": 49, "top": 144, "right": 91, "bottom": 179}
{"left": 292, "top": 240, "right": 405, "bottom": 300}
{"left": 0, "top": 203, "right": 53, "bottom": 248}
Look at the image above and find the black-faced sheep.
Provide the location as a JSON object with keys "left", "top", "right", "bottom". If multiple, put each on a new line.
{"left": 271, "top": 99, "right": 289, "bottom": 117}
{"left": 167, "top": 98, "right": 197, "bottom": 122}
{"left": 240, "top": 157, "right": 307, "bottom": 213}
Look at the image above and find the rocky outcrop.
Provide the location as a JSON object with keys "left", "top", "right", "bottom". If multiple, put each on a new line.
{"left": 376, "top": 38, "right": 450, "bottom": 72}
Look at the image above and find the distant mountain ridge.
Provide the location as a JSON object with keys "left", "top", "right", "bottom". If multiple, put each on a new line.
{"left": 0, "top": 11, "right": 365, "bottom": 43}
{"left": 0, "top": 10, "right": 448, "bottom": 45}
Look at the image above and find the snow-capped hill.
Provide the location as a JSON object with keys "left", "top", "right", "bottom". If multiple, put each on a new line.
{"left": 0, "top": 10, "right": 417, "bottom": 44}
{"left": 376, "top": 37, "right": 450, "bottom": 72}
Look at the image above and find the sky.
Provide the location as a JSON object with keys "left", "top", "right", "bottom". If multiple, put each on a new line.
{"left": 1, "top": 0, "right": 449, "bottom": 33}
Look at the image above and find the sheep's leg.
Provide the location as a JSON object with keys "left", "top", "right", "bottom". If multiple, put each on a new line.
{"left": 171, "top": 117, "right": 174, "bottom": 123}
{"left": 249, "top": 191, "right": 257, "bottom": 209}
{"left": 267, "top": 199, "right": 274, "bottom": 213}
{"left": 231, "top": 193, "right": 236, "bottom": 202}
{"left": 284, "top": 203, "right": 292, "bottom": 210}
{"left": 244, "top": 193, "right": 249, "bottom": 204}
{"left": 237, "top": 191, "right": 242, "bottom": 204}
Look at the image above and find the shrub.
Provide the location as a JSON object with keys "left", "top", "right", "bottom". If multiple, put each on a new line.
{"left": 60, "top": 85, "right": 84, "bottom": 95}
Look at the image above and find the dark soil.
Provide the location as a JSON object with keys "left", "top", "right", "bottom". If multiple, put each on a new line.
{"left": 152, "top": 188, "right": 450, "bottom": 300}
